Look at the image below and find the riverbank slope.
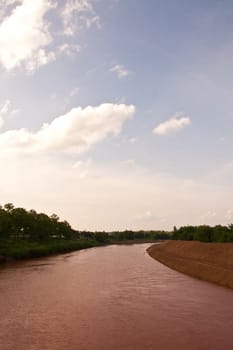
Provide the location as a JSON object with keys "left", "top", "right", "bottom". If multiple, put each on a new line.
{"left": 147, "top": 241, "right": 233, "bottom": 289}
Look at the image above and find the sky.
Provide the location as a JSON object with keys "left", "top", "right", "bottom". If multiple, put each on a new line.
{"left": 0, "top": 0, "right": 233, "bottom": 231}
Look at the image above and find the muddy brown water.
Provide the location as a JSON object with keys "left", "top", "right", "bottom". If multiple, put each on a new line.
{"left": 0, "top": 244, "right": 232, "bottom": 350}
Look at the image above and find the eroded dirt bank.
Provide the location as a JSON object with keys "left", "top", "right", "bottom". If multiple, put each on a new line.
{"left": 147, "top": 241, "right": 233, "bottom": 289}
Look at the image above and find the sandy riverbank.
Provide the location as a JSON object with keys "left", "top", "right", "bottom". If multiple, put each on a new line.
{"left": 147, "top": 241, "right": 233, "bottom": 289}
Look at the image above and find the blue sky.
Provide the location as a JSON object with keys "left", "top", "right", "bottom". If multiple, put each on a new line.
{"left": 0, "top": 0, "right": 233, "bottom": 230}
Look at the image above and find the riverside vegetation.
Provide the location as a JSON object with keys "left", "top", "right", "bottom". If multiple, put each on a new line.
{"left": 1, "top": 203, "right": 233, "bottom": 263}
{"left": 0, "top": 203, "right": 169, "bottom": 262}
{"left": 172, "top": 225, "right": 233, "bottom": 242}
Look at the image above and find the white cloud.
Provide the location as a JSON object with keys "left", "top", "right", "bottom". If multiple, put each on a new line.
{"left": 225, "top": 207, "right": 233, "bottom": 221}
{"left": 64, "top": 86, "right": 80, "bottom": 106}
{"left": 73, "top": 158, "right": 91, "bottom": 169}
{"left": 0, "top": 99, "right": 17, "bottom": 128}
{"left": 200, "top": 210, "right": 217, "bottom": 223}
{"left": 60, "top": 0, "right": 100, "bottom": 36}
{"left": 110, "top": 64, "right": 131, "bottom": 79}
{"left": 0, "top": 103, "right": 135, "bottom": 156}
{"left": 0, "top": 0, "right": 99, "bottom": 73}
{"left": 0, "top": 101, "right": 10, "bottom": 128}
{"left": 0, "top": 100, "right": 11, "bottom": 115}
{"left": 153, "top": 113, "right": 191, "bottom": 135}
{"left": 0, "top": 0, "right": 55, "bottom": 72}
{"left": 57, "top": 43, "right": 81, "bottom": 56}
{"left": 69, "top": 87, "right": 80, "bottom": 97}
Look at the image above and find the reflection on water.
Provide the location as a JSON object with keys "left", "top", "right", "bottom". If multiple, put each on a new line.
{"left": 0, "top": 244, "right": 232, "bottom": 350}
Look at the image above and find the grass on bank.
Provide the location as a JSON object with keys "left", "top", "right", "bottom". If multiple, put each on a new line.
{"left": 0, "top": 239, "right": 102, "bottom": 262}
{"left": 0, "top": 237, "right": 163, "bottom": 263}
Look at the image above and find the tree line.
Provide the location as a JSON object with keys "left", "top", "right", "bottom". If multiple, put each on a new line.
{"left": 0, "top": 203, "right": 171, "bottom": 242}
{"left": 1, "top": 203, "right": 232, "bottom": 243}
{"left": 172, "top": 225, "right": 233, "bottom": 242}
{"left": 0, "top": 203, "right": 76, "bottom": 240}
{"left": 108, "top": 230, "right": 170, "bottom": 241}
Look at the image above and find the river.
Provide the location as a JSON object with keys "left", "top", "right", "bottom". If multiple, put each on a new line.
{"left": 0, "top": 244, "right": 232, "bottom": 350}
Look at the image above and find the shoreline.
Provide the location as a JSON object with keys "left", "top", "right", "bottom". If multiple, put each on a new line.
{"left": 108, "top": 239, "right": 163, "bottom": 245}
{"left": 0, "top": 239, "right": 104, "bottom": 265}
{"left": 147, "top": 240, "right": 233, "bottom": 289}
{"left": 0, "top": 239, "right": 160, "bottom": 265}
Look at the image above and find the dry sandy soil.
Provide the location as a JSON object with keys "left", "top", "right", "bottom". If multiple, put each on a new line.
{"left": 147, "top": 241, "right": 233, "bottom": 289}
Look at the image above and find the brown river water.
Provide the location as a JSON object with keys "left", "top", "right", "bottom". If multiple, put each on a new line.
{"left": 0, "top": 244, "right": 232, "bottom": 350}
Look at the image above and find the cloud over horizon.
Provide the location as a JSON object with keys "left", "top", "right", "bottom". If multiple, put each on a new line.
{"left": 0, "top": 103, "right": 135, "bottom": 156}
